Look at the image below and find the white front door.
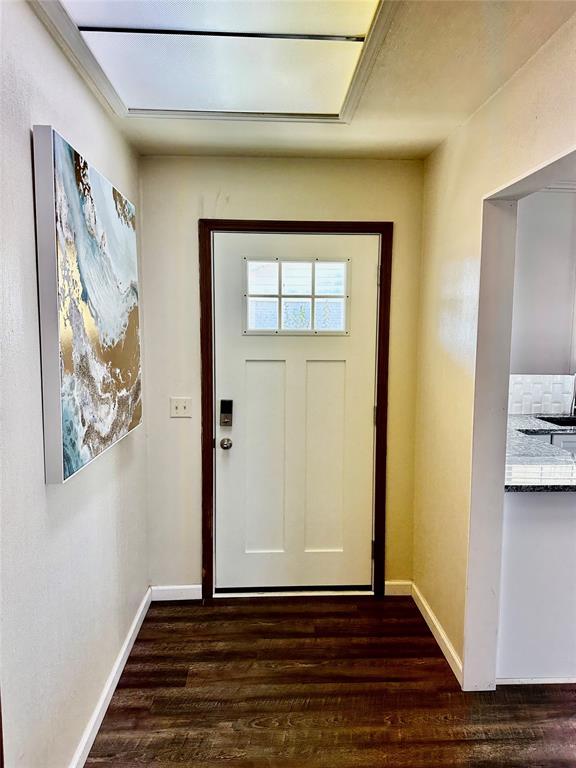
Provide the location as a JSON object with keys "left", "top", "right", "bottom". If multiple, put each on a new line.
{"left": 213, "top": 231, "right": 380, "bottom": 590}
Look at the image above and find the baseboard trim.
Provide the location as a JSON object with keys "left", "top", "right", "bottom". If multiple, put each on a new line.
{"left": 384, "top": 580, "right": 413, "bottom": 596}
{"left": 497, "top": 676, "right": 576, "bottom": 685}
{"left": 150, "top": 584, "right": 203, "bottom": 601}
{"left": 411, "top": 582, "right": 463, "bottom": 685}
{"left": 69, "top": 588, "right": 152, "bottom": 768}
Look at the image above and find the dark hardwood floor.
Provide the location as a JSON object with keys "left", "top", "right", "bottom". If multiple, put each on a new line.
{"left": 86, "top": 597, "right": 576, "bottom": 767}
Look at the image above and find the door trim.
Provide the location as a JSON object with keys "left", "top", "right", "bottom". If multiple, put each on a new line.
{"left": 198, "top": 219, "right": 393, "bottom": 599}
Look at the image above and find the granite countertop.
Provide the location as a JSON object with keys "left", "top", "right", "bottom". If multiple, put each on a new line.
{"left": 506, "top": 415, "right": 576, "bottom": 492}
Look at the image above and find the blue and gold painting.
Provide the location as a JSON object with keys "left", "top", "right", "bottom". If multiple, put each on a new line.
{"left": 53, "top": 132, "right": 141, "bottom": 479}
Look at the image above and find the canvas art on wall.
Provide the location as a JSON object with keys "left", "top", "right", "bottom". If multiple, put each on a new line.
{"left": 33, "top": 126, "right": 142, "bottom": 483}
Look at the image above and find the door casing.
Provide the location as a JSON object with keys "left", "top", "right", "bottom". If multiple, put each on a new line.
{"left": 199, "top": 219, "right": 393, "bottom": 599}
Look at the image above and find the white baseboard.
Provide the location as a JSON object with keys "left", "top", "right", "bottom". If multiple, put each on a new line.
{"left": 150, "top": 584, "right": 203, "bottom": 601}
{"left": 166, "top": 582, "right": 412, "bottom": 599}
{"left": 411, "top": 582, "right": 463, "bottom": 685}
{"left": 69, "top": 588, "right": 152, "bottom": 768}
{"left": 384, "top": 580, "right": 413, "bottom": 596}
{"left": 497, "top": 676, "right": 576, "bottom": 685}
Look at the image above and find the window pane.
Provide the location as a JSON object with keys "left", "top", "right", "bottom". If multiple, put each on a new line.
{"left": 314, "top": 298, "right": 346, "bottom": 332}
{"left": 248, "top": 297, "right": 278, "bottom": 330}
{"left": 281, "top": 261, "right": 312, "bottom": 295}
{"left": 282, "top": 298, "right": 312, "bottom": 330}
{"left": 315, "top": 261, "right": 346, "bottom": 296}
{"left": 247, "top": 261, "right": 278, "bottom": 295}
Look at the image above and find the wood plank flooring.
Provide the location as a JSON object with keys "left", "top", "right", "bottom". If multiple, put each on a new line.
{"left": 86, "top": 597, "right": 576, "bottom": 767}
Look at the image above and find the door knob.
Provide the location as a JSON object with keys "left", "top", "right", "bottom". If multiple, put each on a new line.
{"left": 220, "top": 438, "right": 233, "bottom": 450}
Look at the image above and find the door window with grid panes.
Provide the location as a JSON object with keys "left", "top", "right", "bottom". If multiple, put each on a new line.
{"left": 244, "top": 258, "right": 349, "bottom": 334}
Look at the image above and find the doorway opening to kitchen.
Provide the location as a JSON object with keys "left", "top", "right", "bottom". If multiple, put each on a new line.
{"left": 463, "top": 147, "right": 576, "bottom": 691}
{"left": 198, "top": 220, "right": 393, "bottom": 599}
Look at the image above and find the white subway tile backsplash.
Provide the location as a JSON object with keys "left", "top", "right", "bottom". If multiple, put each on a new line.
{"left": 508, "top": 374, "right": 575, "bottom": 415}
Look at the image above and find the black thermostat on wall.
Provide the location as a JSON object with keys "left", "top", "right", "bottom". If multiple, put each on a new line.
{"left": 220, "top": 399, "right": 233, "bottom": 427}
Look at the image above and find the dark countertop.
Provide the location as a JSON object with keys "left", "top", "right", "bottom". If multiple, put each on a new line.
{"left": 506, "top": 415, "right": 576, "bottom": 492}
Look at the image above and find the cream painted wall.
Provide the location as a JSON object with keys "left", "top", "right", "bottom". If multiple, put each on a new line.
{"left": 0, "top": 2, "right": 149, "bottom": 766}
{"left": 510, "top": 191, "right": 576, "bottom": 374}
{"left": 140, "top": 156, "right": 423, "bottom": 587}
{"left": 414, "top": 13, "right": 576, "bottom": 658}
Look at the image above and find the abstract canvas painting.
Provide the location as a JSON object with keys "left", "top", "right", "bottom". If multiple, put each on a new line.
{"left": 33, "top": 126, "right": 142, "bottom": 482}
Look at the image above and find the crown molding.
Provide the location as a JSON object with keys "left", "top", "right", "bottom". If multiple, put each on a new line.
{"left": 340, "top": 0, "right": 400, "bottom": 124}
{"left": 30, "top": 0, "right": 128, "bottom": 116}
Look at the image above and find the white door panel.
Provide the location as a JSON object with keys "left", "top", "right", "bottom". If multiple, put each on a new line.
{"left": 214, "top": 232, "right": 379, "bottom": 589}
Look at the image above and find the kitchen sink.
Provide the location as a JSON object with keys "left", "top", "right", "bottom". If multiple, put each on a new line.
{"left": 539, "top": 416, "right": 576, "bottom": 427}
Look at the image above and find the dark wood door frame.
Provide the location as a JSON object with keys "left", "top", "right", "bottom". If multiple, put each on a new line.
{"left": 198, "top": 219, "right": 393, "bottom": 599}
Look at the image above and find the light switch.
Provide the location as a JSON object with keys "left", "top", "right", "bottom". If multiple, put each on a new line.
{"left": 170, "top": 396, "right": 192, "bottom": 418}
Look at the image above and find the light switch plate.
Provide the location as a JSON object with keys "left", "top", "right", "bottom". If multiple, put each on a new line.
{"left": 170, "top": 396, "right": 192, "bottom": 418}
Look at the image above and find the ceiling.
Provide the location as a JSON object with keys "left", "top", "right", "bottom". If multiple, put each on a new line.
{"left": 35, "top": 0, "right": 576, "bottom": 158}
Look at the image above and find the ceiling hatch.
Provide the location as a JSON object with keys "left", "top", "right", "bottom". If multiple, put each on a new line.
{"left": 33, "top": 0, "right": 395, "bottom": 122}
